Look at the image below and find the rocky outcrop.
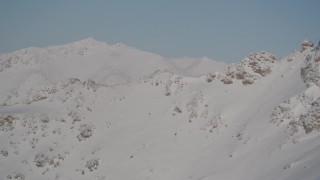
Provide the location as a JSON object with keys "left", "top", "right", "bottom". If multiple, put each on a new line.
{"left": 299, "top": 98, "right": 320, "bottom": 133}
{"left": 3, "top": 78, "right": 101, "bottom": 106}
{"left": 271, "top": 84, "right": 320, "bottom": 138}
{"left": 225, "top": 51, "right": 276, "bottom": 80}
{"left": 207, "top": 51, "right": 276, "bottom": 85}
{"left": 301, "top": 43, "right": 320, "bottom": 87}
{"left": 300, "top": 39, "right": 314, "bottom": 52}
{"left": 0, "top": 114, "right": 16, "bottom": 131}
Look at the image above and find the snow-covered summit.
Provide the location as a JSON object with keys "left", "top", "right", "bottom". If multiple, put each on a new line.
{"left": 1, "top": 39, "right": 320, "bottom": 180}
{"left": 47, "top": 38, "right": 102, "bottom": 55}
{"left": 0, "top": 38, "right": 227, "bottom": 86}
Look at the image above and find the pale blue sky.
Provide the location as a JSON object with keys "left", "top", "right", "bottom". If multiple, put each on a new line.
{"left": 0, "top": 0, "right": 319, "bottom": 62}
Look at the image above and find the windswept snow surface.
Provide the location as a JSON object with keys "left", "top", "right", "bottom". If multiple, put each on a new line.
{"left": 0, "top": 38, "right": 320, "bottom": 180}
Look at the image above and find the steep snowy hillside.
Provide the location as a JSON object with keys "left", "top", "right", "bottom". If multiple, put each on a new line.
{"left": 0, "top": 39, "right": 320, "bottom": 180}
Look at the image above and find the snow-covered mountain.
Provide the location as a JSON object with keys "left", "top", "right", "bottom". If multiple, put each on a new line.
{"left": 0, "top": 38, "right": 320, "bottom": 180}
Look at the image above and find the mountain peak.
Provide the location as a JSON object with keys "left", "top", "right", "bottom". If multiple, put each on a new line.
{"left": 68, "top": 37, "right": 100, "bottom": 47}
{"left": 44, "top": 38, "right": 108, "bottom": 56}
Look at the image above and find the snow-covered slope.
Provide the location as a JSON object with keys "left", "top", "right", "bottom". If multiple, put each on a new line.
{"left": 0, "top": 39, "right": 320, "bottom": 180}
